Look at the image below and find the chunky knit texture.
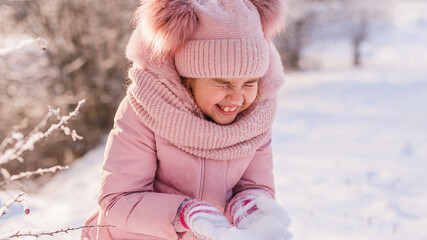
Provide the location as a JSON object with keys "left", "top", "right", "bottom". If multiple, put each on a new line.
{"left": 174, "top": 0, "right": 270, "bottom": 78}
{"left": 127, "top": 65, "right": 275, "bottom": 161}
{"left": 174, "top": 38, "right": 269, "bottom": 78}
{"left": 126, "top": 36, "right": 285, "bottom": 160}
{"left": 125, "top": 0, "right": 286, "bottom": 161}
{"left": 130, "top": 0, "right": 286, "bottom": 61}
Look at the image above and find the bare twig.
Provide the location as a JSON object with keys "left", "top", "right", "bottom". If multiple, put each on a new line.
{"left": 1, "top": 225, "right": 115, "bottom": 239}
{"left": 40, "top": 99, "right": 86, "bottom": 140}
{"left": 0, "top": 193, "right": 28, "bottom": 221}
{"left": 10, "top": 166, "right": 69, "bottom": 182}
{"left": 0, "top": 166, "right": 69, "bottom": 188}
{"left": 0, "top": 120, "right": 28, "bottom": 153}
{"left": 0, "top": 99, "right": 85, "bottom": 165}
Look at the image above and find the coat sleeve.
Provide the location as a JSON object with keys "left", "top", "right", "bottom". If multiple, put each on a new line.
{"left": 229, "top": 137, "right": 276, "bottom": 206}
{"left": 98, "top": 97, "right": 187, "bottom": 240}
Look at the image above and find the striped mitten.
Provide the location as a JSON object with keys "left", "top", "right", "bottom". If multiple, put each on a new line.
{"left": 229, "top": 195, "right": 260, "bottom": 228}
{"left": 179, "top": 199, "right": 233, "bottom": 239}
{"left": 229, "top": 194, "right": 293, "bottom": 240}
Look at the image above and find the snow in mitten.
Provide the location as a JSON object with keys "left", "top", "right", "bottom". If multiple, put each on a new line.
{"left": 229, "top": 195, "right": 292, "bottom": 240}
{"left": 179, "top": 199, "right": 254, "bottom": 240}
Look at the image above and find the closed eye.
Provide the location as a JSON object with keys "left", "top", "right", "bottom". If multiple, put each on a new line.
{"left": 244, "top": 83, "right": 257, "bottom": 87}
{"left": 217, "top": 84, "right": 230, "bottom": 89}
{"left": 244, "top": 79, "right": 259, "bottom": 88}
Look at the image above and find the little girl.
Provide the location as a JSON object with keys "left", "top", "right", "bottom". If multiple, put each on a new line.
{"left": 82, "top": 0, "right": 291, "bottom": 239}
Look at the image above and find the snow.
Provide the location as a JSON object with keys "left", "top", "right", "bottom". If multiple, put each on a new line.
{"left": 0, "top": 143, "right": 104, "bottom": 239}
{"left": 1, "top": 1, "right": 427, "bottom": 239}
{"left": 272, "top": 67, "right": 427, "bottom": 239}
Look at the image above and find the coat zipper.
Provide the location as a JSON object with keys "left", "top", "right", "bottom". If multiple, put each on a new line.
{"left": 193, "top": 159, "right": 205, "bottom": 240}
{"left": 198, "top": 158, "right": 205, "bottom": 200}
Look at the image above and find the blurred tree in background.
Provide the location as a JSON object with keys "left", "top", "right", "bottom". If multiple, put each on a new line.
{"left": 0, "top": 0, "right": 137, "bottom": 183}
{"left": 338, "top": 0, "right": 388, "bottom": 66}
{"left": 276, "top": 0, "right": 319, "bottom": 70}
{"left": 0, "top": 0, "right": 390, "bottom": 186}
{"left": 276, "top": 0, "right": 389, "bottom": 69}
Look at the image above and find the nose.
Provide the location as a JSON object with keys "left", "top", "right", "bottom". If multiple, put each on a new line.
{"left": 227, "top": 88, "right": 244, "bottom": 105}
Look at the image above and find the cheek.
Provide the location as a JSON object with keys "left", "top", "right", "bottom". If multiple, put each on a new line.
{"left": 195, "top": 90, "right": 225, "bottom": 109}
{"left": 244, "top": 88, "right": 258, "bottom": 106}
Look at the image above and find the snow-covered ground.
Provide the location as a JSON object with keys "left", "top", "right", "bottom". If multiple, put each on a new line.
{"left": 1, "top": 1, "right": 426, "bottom": 239}
{"left": 0, "top": 143, "right": 104, "bottom": 239}
{"left": 273, "top": 67, "right": 427, "bottom": 240}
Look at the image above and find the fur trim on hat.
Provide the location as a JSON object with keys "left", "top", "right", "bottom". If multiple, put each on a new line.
{"left": 131, "top": 0, "right": 286, "bottom": 59}
{"left": 132, "top": 0, "right": 198, "bottom": 59}
{"left": 249, "top": 0, "right": 287, "bottom": 39}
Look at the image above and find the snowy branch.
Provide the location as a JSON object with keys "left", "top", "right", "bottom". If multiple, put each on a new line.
{"left": 0, "top": 225, "right": 115, "bottom": 239}
{"left": 0, "top": 37, "right": 47, "bottom": 57}
{"left": 0, "top": 99, "right": 85, "bottom": 165}
{"left": 0, "top": 166, "right": 69, "bottom": 188}
{"left": 0, "top": 193, "right": 28, "bottom": 222}
{"left": 40, "top": 99, "right": 86, "bottom": 141}
{"left": 10, "top": 166, "right": 69, "bottom": 182}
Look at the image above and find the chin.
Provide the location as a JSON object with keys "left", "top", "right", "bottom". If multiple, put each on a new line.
{"left": 212, "top": 117, "right": 236, "bottom": 125}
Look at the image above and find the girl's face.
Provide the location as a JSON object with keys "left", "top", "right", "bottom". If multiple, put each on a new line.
{"left": 189, "top": 77, "right": 259, "bottom": 125}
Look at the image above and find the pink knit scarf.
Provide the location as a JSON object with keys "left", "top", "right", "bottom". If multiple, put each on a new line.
{"left": 126, "top": 43, "right": 284, "bottom": 161}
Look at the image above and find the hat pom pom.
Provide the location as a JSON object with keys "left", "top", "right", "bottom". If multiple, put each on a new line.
{"left": 132, "top": 0, "right": 198, "bottom": 59}
{"left": 249, "top": 0, "right": 287, "bottom": 39}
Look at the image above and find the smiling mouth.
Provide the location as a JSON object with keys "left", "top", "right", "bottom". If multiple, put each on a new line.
{"left": 216, "top": 104, "right": 239, "bottom": 114}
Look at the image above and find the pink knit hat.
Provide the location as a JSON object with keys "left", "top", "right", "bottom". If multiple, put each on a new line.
{"left": 131, "top": 0, "right": 286, "bottom": 78}
{"left": 174, "top": 1, "right": 267, "bottom": 78}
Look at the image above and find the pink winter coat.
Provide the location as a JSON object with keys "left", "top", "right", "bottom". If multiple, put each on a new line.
{"left": 81, "top": 96, "right": 276, "bottom": 240}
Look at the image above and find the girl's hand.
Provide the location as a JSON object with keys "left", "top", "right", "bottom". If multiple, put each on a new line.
{"left": 179, "top": 199, "right": 253, "bottom": 240}
{"left": 229, "top": 195, "right": 292, "bottom": 240}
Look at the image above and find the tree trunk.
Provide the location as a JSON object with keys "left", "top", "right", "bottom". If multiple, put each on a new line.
{"left": 353, "top": 39, "right": 361, "bottom": 67}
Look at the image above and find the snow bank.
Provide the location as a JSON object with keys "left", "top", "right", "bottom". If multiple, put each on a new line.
{"left": 0, "top": 140, "right": 105, "bottom": 239}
